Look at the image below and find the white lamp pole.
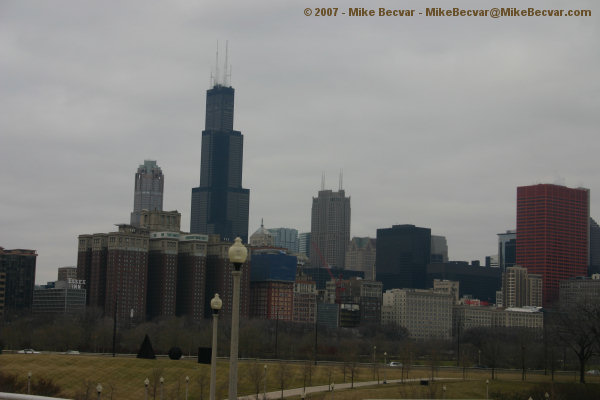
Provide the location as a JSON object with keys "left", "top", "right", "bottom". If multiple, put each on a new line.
{"left": 210, "top": 294, "right": 223, "bottom": 400}
{"left": 96, "top": 384, "right": 102, "bottom": 400}
{"left": 144, "top": 378, "right": 149, "bottom": 400}
{"left": 228, "top": 237, "right": 248, "bottom": 400}
{"left": 27, "top": 372, "right": 32, "bottom": 394}
{"left": 263, "top": 364, "right": 267, "bottom": 400}
{"left": 185, "top": 376, "right": 189, "bottom": 400}
{"left": 383, "top": 352, "right": 387, "bottom": 384}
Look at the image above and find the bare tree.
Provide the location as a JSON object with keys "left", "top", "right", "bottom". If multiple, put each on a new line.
{"left": 276, "top": 361, "right": 290, "bottom": 399}
{"left": 551, "top": 303, "right": 597, "bottom": 383}
{"left": 246, "top": 361, "right": 265, "bottom": 400}
{"left": 197, "top": 369, "right": 209, "bottom": 400}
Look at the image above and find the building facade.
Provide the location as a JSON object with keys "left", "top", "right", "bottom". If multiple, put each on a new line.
{"left": 130, "top": 160, "right": 164, "bottom": 227}
{"left": 559, "top": 274, "right": 600, "bottom": 307}
{"left": 269, "top": 228, "right": 299, "bottom": 254}
{"left": 516, "top": 184, "right": 590, "bottom": 306}
{"left": 430, "top": 235, "right": 449, "bottom": 263}
{"left": 298, "top": 232, "right": 311, "bottom": 258}
{"left": 32, "top": 280, "right": 86, "bottom": 315}
{"left": 497, "top": 230, "right": 516, "bottom": 271}
{"left": 190, "top": 83, "right": 250, "bottom": 243}
{"left": 501, "top": 265, "right": 542, "bottom": 308}
{"left": 310, "top": 189, "right": 351, "bottom": 269}
{"left": 0, "top": 247, "right": 37, "bottom": 318}
{"left": 293, "top": 274, "right": 317, "bottom": 324}
{"left": 382, "top": 288, "right": 453, "bottom": 340}
{"left": 345, "top": 237, "right": 376, "bottom": 280}
{"left": 376, "top": 225, "right": 431, "bottom": 291}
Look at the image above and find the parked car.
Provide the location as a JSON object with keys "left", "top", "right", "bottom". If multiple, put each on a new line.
{"left": 17, "top": 349, "right": 40, "bottom": 354}
{"left": 389, "top": 361, "right": 403, "bottom": 367}
{"left": 586, "top": 369, "right": 600, "bottom": 375}
{"left": 65, "top": 350, "right": 80, "bottom": 355}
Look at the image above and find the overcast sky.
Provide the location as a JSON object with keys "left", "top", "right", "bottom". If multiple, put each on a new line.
{"left": 1, "top": 0, "right": 598, "bottom": 284}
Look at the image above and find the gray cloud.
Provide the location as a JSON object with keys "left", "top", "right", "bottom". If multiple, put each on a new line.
{"left": 1, "top": 0, "right": 598, "bottom": 283}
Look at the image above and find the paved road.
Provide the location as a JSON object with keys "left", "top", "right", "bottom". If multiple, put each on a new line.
{"left": 237, "top": 377, "right": 458, "bottom": 399}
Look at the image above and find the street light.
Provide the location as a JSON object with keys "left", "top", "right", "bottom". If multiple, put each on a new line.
{"left": 383, "top": 352, "right": 387, "bottom": 384}
{"left": 486, "top": 379, "right": 489, "bottom": 400}
{"left": 144, "top": 378, "right": 149, "bottom": 400}
{"left": 27, "top": 372, "right": 32, "bottom": 394}
{"left": 373, "top": 345, "right": 377, "bottom": 382}
{"left": 185, "top": 376, "right": 189, "bottom": 400}
{"left": 159, "top": 377, "right": 164, "bottom": 400}
{"left": 330, "top": 382, "right": 334, "bottom": 400}
{"left": 96, "top": 384, "right": 102, "bottom": 400}
{"left": 228, "top": 237, "right": 248, "bottom": 400}
{"left": 210, "top": 293, "right": 223, "bottom": 400}
{"left": 443, "top": 385, "right": 447, "bottom": 399}
{"left": 263, "top": 364, "right": 268, "bottom": 400}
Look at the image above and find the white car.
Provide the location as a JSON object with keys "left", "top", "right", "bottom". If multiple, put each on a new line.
{"left": 389, "top": 361, "right": 402, "bottom": 367}
{"left": 17, "top": 349, "right": 40, "bottom": 354}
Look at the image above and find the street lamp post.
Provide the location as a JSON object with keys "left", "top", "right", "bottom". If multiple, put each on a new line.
{"left": 373, "top": 345, "right": 377, "bottom": 381}
{"left": 185, "top": 376, "right": 189, "bottom": 400}
{"left": 27, "top": 372, "right": 32, "bottom": 394}
{"left": 330, "top": 383, "right": 334, "bottom": 400}
{"left": 228, "top": 237, "right": 248, "bottom": 400}
{"left": 210, "top": 293, "right": 223, "bottom": 400}
{"left": 144, "top": 378, "right": 149, "bottom": 400}
{"left": 486, "top": 379, "right": 489, "bottom": 400}
{"left": 96, "top": 384, "right": 102, "bottom": 400}
{"left": 263, "top": 364, "right": 267, "bottom": 400}
{"left": 159, "top": 377, "right": 164, "bottom": 400}
{"left": 383, "top": 352, "right": 387, "bottom": 384}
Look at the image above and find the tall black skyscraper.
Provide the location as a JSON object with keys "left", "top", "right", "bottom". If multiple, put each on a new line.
{"left": 190, "top": 79, "right": 249, "bottom": 243}
{"left": 375, "top": 224, "right": 431, "bottom": 291}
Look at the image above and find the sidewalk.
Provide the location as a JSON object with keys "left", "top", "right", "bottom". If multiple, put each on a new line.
{"left": 237, "top": 377, "right": 456, "bottom": 399}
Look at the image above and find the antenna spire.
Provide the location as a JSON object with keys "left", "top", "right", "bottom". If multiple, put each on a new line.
{"left": 224, "top": 40, "right": 230, "bottom": 86}
{"left": 339, "top": 169, "right": 343, "bottom": 191}
{"left": 215, "top": 40, "right": 220, "bottom": 86}
{"left": 321, "top": 172, "right": 325, "bottom": 191}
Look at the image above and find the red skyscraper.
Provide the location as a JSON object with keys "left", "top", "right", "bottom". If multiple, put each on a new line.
{"left": 516, "top": 184, "right": 589, "bottom": 306}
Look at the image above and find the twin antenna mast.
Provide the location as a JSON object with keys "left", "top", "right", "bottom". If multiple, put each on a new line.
{"left": 320, "top": 170, "right": 344, "bottom": 191}
{"left": 210, "top": 40, "right": 232, "bottom": 87}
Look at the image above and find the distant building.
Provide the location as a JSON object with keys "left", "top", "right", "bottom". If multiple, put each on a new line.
{"left": 376, "top": 225, "right": 431, "bottom": 291}
{"left": 190, "top": 83, "right": 250, "bottom": 243}
{"left": 433, "top": 279, "right": 460, "bottom": 303}
{"left": 0, "top": 247, "right": 37, "bottom": 318}
{"left": 517, "top": 184, "right": 589, "bottom": 306}
{"left": 501, "top": 265, "right": 542, "bottom": 308}
{"left": 32, "top": 280, "right": 86, "bottom": 315}
{"left": 453, "top": 305, "right": 543, "bottom": 333}
{"left": 382, "top": 288, "right": 452, "bottom": 340}
{"left": 310, "top": 188, "right": 351, "bottom": 269}
{"left": 590, "top": 218, "right": 600, "bottom": 276}
{"left": 249, "top": 221, "right": 274, "bottom": 247}
{"left": 317, "top": 303, "right": 339, "bottom": 330}
{"left": 248, "top": 250, "right": 296, "bottom": 320}
{"left": 130, "top": 160, "right": 164, "bottom": 227}
{"left": 57, "top": 266, "right": 77, "bottom": 282}
{"left": 427, "top": 261, "right": 501, "bottom": 304}
{"left": 176, "top": 234, "right": 208, "bottom": 322}
{"left": 344, "top": 237, "right": 376, "bottom": 280}
{"left": 559, "top": 274, "right": 600, "bottom": 307}
{"left": 497, "top": 230, "right": 516, "bottom": 271}
{"left": 326, "top": 277, "right": 382, "bottom": 326}
{"left": 301, "top": 267, "right": 364, "bottom": 290}
{"left": 293, "top": 274, "right": 317, "bottom": 324}
{"left": 269, "top": 227, "right": 299, "bottom": 253}
{"left": 431, "top": 235, "right": 448, "bottom": 263}
{"left": 298, "top": 232, "right": 311, "bottom": 258}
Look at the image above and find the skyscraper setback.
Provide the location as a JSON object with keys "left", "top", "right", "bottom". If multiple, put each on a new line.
{"left": 190, "top": 77, "right": 249, "bottom": 243}
{"left": 516, "top": 183, "right": 590, "bottom": 306}
{"left": 130, "top": 160, "right": 164, "bottom": 227}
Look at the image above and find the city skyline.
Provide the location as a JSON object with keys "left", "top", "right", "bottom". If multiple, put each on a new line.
{"left": 1, "top": 1, "right": 598, "bottom": 284}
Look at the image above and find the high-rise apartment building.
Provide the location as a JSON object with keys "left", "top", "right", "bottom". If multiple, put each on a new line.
{"left": 130, "top": 160, "right": 164, "bottom": 227}
{"left": 0, "top": 247, "right": 37, "bottom": 318}
{"left": 516, "top": 184, "right": 589, "bottom": 306}
{"left": 310, "top": 189, "right": 350, "bottom": 269}
{"left": 376, "top": 224, "right": 431, "bottom": 291}
{"left": 190, "top": 81, "right": 250, "bottom": 243}
{"left": 501, "top": 265, "right": 542, "bottom": 308}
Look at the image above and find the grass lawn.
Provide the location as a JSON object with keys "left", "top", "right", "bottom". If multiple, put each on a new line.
{"left": 1, "top": 354, "right": 599, "bottom": 399}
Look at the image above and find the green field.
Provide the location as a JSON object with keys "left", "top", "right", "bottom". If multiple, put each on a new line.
{"left": 1, "top": 354, "right": 599, "bottom": 399}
